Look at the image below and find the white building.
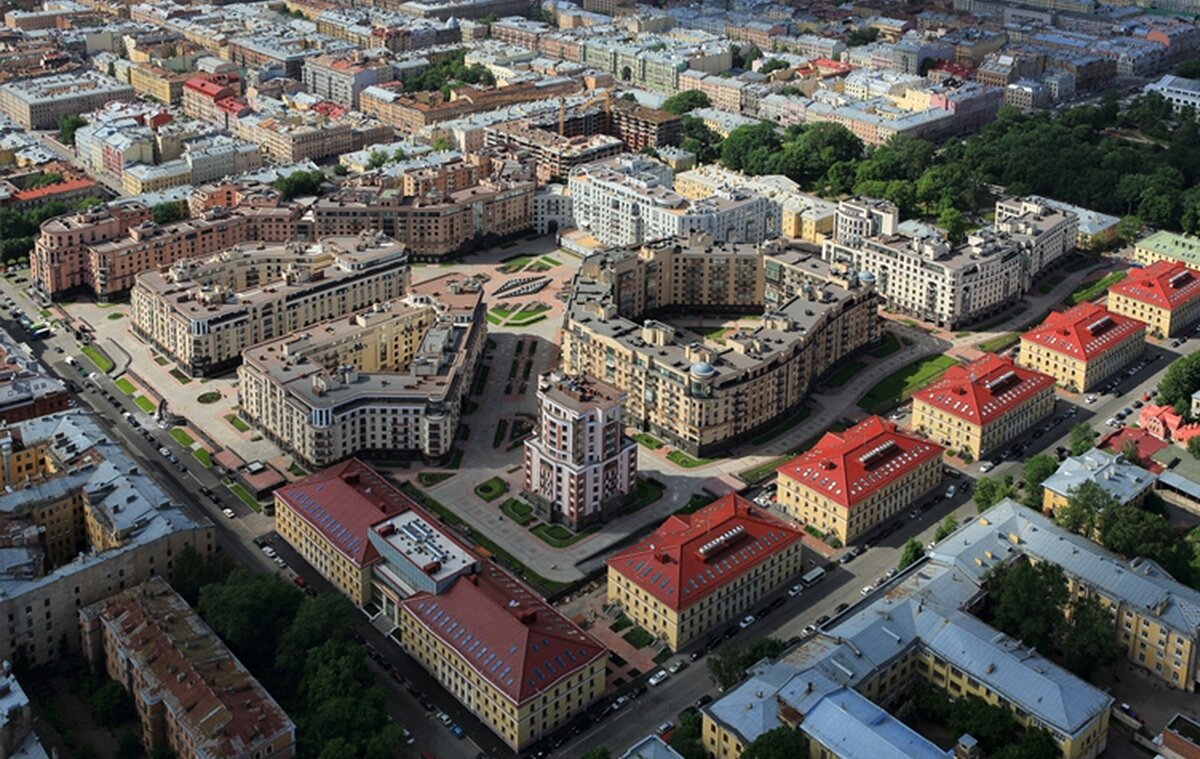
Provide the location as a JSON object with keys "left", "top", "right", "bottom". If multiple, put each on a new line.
{"left": 568, "top": 154, "right": 770, "bottom": 247}
{"left": 993, "top": 196, "right": 1079, "bottom": 276}
{"left": 533, "top": 183, "right": 572, "bottom": 236}
{"left": 1145, "top": 74, "right": 1200, "bottom": 116}
{"left": 523, "top": 372, "right": 637, "bottom": 530}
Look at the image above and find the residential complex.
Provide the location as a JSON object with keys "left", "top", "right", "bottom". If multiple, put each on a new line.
{"left": 273, "top": 460, "right": 606, "bottom": 750}
{"left": 606, "top": 495, "right": 804, "bottom": 650}
{"left": 0, "top": 412, "right": 215, "bottom": 667}
{"left": 673, "top": 165, "right": 837, "bottom": 245}
{"left": 1041, "top": 448, "right": 1156, "bottom": 515}
{"left": 237, "top": 277, "right": 486, "bottom": 468}
{"left": 1019, "top": 303, "right": 1146, "bottom": 391}
{"left": 522, "top": 372, "right": 637, "bottom": 530}
{"left": 0, "top": 71, "right": 135, "bottom": 129}
{"left": 0, "top": 326, "right": 68, "bottom": 423}
{"left": 1107, "top": 260, "right": 1200, "bottom": 337}
{"left": 79, "top": 577, "right": 296, "bottom": 759}
{"left": 776, "top": 416, "right": 944, "bottom": 544}
{"left": 911, "top": 354, "right": 1056, "bottom": 459}
{"left": 562, "top": 235, "right": 881, "bottom": 455}
{"left": 131, "top": 233, "right": 410, "bottom": 377}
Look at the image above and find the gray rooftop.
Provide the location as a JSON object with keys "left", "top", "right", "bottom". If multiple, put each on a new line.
{"left": 1041, "top": 448, "right": 1156, "bottom": 505}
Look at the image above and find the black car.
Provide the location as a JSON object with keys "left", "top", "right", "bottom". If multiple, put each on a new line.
{"left": 253, "top": 536, "right": 268, "bottom": 547}
{"left": 769, "top": 596, "right": 785, "bottom": 611}
{"left": 816, "top": 615, "right": 831, "bottom": 625}
{"left": 835, "top": 603, "right": 849, "bottom": 614}
{"left": 695, "top": 695, "right": 713, "bottom": 708}
{"left": 689, "top": 650, "right": 702, "bottom": 661}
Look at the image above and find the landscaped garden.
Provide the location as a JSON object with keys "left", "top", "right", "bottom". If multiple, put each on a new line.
{"left": 225, "top": 414, "right": 250, "bottom": 432}
{"left": 1068, "top": 271, "right": 1126, "bottom": 305}
{"left": 417, "top": 471, "right": 454, "bottom": 487}
{"left": 633, "top": 433, "right": 664, "bottom": 450}
{"left": 169, "top": 428, "right": 195, "bottom": 447}
{"left": 869, "top": 332, "right": 901, "bottom": 358}
{"left": 197, "top": 391, "right": 222, "bottom": 404}
{"left": 666, "top": 449, "right": 713, "bottom": 468}
{"left": 474, "top": 477, "right": 508, "bottom": 502}
{"left": 81, "top": 345, "right": 113, "bottom": 372}
{"left": 500, "top": 497, "right": 534, "bottom": 525}
{"left": 134, "top": 396, "right": 156, "bottom": 413}
{"left": 114, "top": 377, "right": 136, "bottom": 395}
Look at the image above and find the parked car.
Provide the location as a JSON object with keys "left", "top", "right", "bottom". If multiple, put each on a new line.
{"left": 222, "top": 508, "right": 236, "bottom": 519}
{"left": 979, "top": 461, "right": 993, "bottom": 473}
{"left": 668, "top": 659, "right": 689, "bottom": 674}
{"left": 657, "top": 721, "right": 674, "bottom": 735}
{"left": 788, "top": 584, "right": 804, "bottom": 597}
{"left": 738, "top": 615, "right": 756, "bottom": 629}
{"left": 860, "top": 585, "right": 873, "bottom": 596}
{"left": 261, "top": 546, "right": 277, "bottom": 559}
{"left": 835, "top": 603, "right": 849, "bottom": 614}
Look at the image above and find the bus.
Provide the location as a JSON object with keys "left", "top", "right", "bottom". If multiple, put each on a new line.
{"left": 800, "top": 566, "right": 826, "bottom": 587}
{"left": 30, "top": 327, "right": 51, "bottom": 340}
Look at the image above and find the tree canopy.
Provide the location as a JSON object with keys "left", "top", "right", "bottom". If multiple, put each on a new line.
{"left": 974, "top": 474, "right": 1017, "bottom": 512}
{"left": 898, "top": 538, "right": 924, "bottom": 569}
{"left": 401, "top": 50, "right": 494, "bottom": 94}
{"left": 272, "top": 170, "right": 326, "bottom": 201}
{"left": 1022, "top": 454, "right": 1060, "bottom": 509}
{"left": 1055, "top": 480, "right": 1119, "bottom": 537}
{"left": 58, "top": 114, "right": 87, "bottom": 145}
{"left": 740, "top": 727, "right": 804, "bottom": 759}
{"left": 669, "top": 711, "right": 708, "bottom": 759}
{"left": 1160, "top": 351, "right": 1200, "bottom": 415}
{"left": 707, "top": 638, "right": 786, "bottom": 689}
{"left": 1069, "top": 422, "right": 1096, "bottom": 456}
{"left": 151, "top": 202, "right": 185, "bottom": 225}
{"left": 661, "top": 90, "right": 711, "bottom": 115}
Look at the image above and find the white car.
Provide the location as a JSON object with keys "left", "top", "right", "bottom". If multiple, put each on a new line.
{"left": 945, "top": 485, "right": 956, "bottom": 499}
{"left": 1085, "top": 395, "right": 1097, "bottom": 404}
{"left": 222, "top": 508, "right": 236, "bottom": 519}
{"left": 978, "top": 461, "right": 993, "bottom": 473}
{"left": 860, "top": 585, "right": 873, "bottom": 596}
{"left": 788, "top": 584, "right": 803, "bottom": 597}
{"left": 273, "top": 556, "right": 287, "bottom": 569}
{"left": 262, "top": 546, "right": 277, "bottom": 559}
{"left": 648, "top": 670, "right": 669, "bottom": 686}
{"left": 159, "top": 446, "right": 170, "bottom": 457}
{"left": 739, "top": 614, "right": 756, "bottom": 629}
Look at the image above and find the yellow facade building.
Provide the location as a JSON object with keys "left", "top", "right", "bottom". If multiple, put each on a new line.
{"left": 606, "top": 495, "right": 804, "bottom": 651}
{"left": 1019, "top": 303, "right": 1145, "bottom": 392}
{"left": 1133, "top": 229, "right": 1200, "bottom": 268}
{"left": 912, "top": 354, "right": 1056, "bottom": 459}
{"left": 777, "top": 416, "right": 943, "bottom": 544}
{"left": 1106, "top": 260, "right": 1200, "bottom": 337}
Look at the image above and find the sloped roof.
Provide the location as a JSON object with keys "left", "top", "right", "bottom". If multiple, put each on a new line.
{"left": 1020, "top": 302, "right": 1143, "bottom": 360}
{"left": 1109, "top": 260, "right": 1200, "bottom": 310}
{"left": 913, "top": 354, "right": 1055, "bottom": 426}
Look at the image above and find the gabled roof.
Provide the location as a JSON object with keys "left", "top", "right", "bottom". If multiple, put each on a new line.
{"left": 777, "top": 416, "right": 944, "bottom": 508}
{"left": 1020, "top": 302, "right": 1144, "bottom": 360}
{"left": 913, "top": 354, "right": 1054, "bottom": 426}
{"left": 399, "top": 561, "right": 605, "bottom": 704}
{"left": 605, "top": 495, "right": 803, "bottom": 612}
{"left": 1109, "top": 260, "right": 1200, "bottom": 310}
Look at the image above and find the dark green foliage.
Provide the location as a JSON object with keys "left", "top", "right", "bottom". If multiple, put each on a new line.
{"left": 1056, "top": 479, "right": 1119, "bottom": 537}
{"left": 90, "top": 681, "right": 135, "bottom": 727}
{"left": 1061, "top": 595, "right": 1121, "bottom": 677}
{"left": 974, "top": 474, "right": 1016, "bottom": 512}
{"left": 581, "top": 748, "right": 611, "bottom": 759}
{"left": 151, "top": 202, "right": 184, "bottom": 225}
{"left": 680, "top": 115, "right": 721, "bottom": 163}
{"left": 934, "top": 515, "right": 959, "bottom": 543}
{"left": 115, "top": 728, "right": 140, "bottom": 759}
{"left": 707, "top": 638, "right": 786, "bottom": 689}
{"left": 1023, "top": 454, "right": 1059, "bottom": 508}
{"left": 1069, "top": 422, "right": 1095, "bottom": 456}
{"left": 58, "top": 114, "right": 86, "bottom": 145}
{"left": 401, "top": 50, "right": 494, "bottom": 94}
{"left": 670, "top": 711, "right": 708, "bottom": 759}
{"left": 272, "top": 170, "right": 326, "bottom": 200}
{"left": 25, "top": 171, "right": 62, "bottom": 189}
{"left": 988, "top": 561, "right": 1068, "bottom": 651}
{"left": 740, "top": 726, "right": 804, "bottom": 759}
{"left": 0, "top": 200, "right": 76, "bottom": 262}
{"left": 1160, "top": 351, "right": 1200, "bottom": 415}
{"left": 197, "top": 569, "right": 305, "bottom": 672}
{"left": 759, "top": 58, "right": 789, "bottom": 75}
{"left": 898, "top": 538, "right": 924, "bottom": 569}
{"left": 846, "top": 27, "right": 879, "bottom": 47}
{"left": 661, "top": 90, "right": 710, "bottom": 115}
{"left": 168, "top": 543, "right": 231, "bottom": 606}
{"left": 719, "top": 121, "right": 864, "bottom": 187}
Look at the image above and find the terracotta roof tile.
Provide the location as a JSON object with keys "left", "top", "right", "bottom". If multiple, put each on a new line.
{"left": 1109, "top": 260, "right": 1200, "bottom": 311}
{"left": 913, "top": 354, "right": 1055, "bottom": 426}
{"left": 1020, "top": 303, "right": 1144, "bottom": 361}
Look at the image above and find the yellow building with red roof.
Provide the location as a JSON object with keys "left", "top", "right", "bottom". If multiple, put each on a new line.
{"left": 1018, "top": 303, "right": 1145, "bottom": 392}
{"left": 1107, "top": 260, "right": 1200, "bottom": 337}
{"left": 912, "top": 354, "right": 1056, "bottom": 459}
{"left": 605, "top": 495, "right": 804, "bottom": 650}
{"left": 776, "top": 416, "right": 944, "bottom": 544}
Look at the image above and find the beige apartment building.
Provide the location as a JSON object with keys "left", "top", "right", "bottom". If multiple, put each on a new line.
{"left": 912, "top": 354, "right": 1056, "bottom": 459}
{"left": 777, "top": 416, "right": 944, "bottom": 544}
{"left": 562, "top": 235, "right": 881, "bottom": 456}
{"left": 0, "top": 70, "right": 136, "bottom": 128}
{"left": 237, "top": 277, "right": 485, "bottom": 467}
{"left": 131, "top": 232, "right": 410, "bottom": 377}
{"left": 606, "top": 495, "right": 804, "bottom": 650}
{"left": 1107, "top": 260, "right": 1200, "bottom": 337}
{"left": 1019, "top": 303, "right": 1145, "bottom": 391}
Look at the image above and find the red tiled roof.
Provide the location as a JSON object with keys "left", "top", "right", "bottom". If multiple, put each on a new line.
{"left": 778, "top": 417, "right": 944, "bottom": 509}
{"left": 12, "top": 177, "right": 97, "bottom": 202}
{"left": 913, "top": 354, "right": 1055, "bottom": 426}
{"left": 1109, "top": 260, "right": 1200, "bottom": 311}
{"left": 399, "top": 561, "right": 605, "bottom": 704}
{"left": 605, "top": 495, "right": 803, "bottom": 612}
{"left": 1020, "top": 302, "right": 1144, "bottom": 361}
{"left": 184, "top": 77, "right": 233, "bottom": 99}
{"left": 275, "top": 459, "right": 422, "bottom": 568}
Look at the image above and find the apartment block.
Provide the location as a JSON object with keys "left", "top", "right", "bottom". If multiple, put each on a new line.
{"left": 1041, "top": 448, "right": 1156, "bottom": 516}
{"left": 236, "top": 110, "right": 393, "bottom": 165}
{"left": 912, "top": 354, "right": 1056, "bottom": 460}
{"left": 523, "top": 372, "right": 637, "bottom": 530}
{"left": 569, "top": 154, "right": 770, "bottom": 248}
{"left": 0, "top": 412, "right": 215, "bottom": 667}
{"left": 1019, "top": 303, "right": 1146, "bottom": 391}
{"left": 0, "top": 326, "right": 68, "bottom": 423}
{"left": 128, "top": 63, "right": 192, "bottom": 106}
{"left": 302, "top": 54, "right": 394, "bottom": 109}
{"left": 131, "top": 233, "right": 409, "bottom": 377}
{"left": 1134, "top": 230, "right": 1200, "bottom": 269}
{"left": 562, "top": 236, "right": 881, "bottom": 455}
{"left": 182, "top": 73, "right": 240, "bottom": 124}
{"left": 79, "top": 577, "right": 296, "bottom": 759}
{"left": 777, "top": 416, "right": 944, "bottom": 545}
{"left": 606, "top": 495, "right": 804, "bottom": 650}
{"left": 608, "top": 99, "right": 683, "bottom": 151}
{"left": 484, "top": 120, "right": 625, "bottom": 184}
{"left": 360, "top": 78, "right": 581, "bottom": 133}
{"left": 1107, "top": 260, "right": 1200, "bottom": 337}
{"left": 673, "top": 165, "right": 836, "bottom": 244}
{"left": 237, "top": 278, "right": 485, "bottom": 467}
{"left": 0, "top": 71, "right": 135, "bottom": 129}
{"left": 993, "top": 195, "right": 1079, "bottom": 275}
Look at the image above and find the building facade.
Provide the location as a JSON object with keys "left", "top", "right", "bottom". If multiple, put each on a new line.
{"left": 1041, "top": 448, "right": 1156, "bottom": 516}
{"left": 1107, "top": 260, "right": 1200, "bottom": 337}
{"left": 0, "top": 71, "right": 136, "bottom": 128}
{"left": 1019, "top": 303, "right": 1146, "bottom": 391}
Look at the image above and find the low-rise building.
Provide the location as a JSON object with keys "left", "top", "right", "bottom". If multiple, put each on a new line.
{"left": 131, "top": 233, "right": 409, "bottom": 376}
{"left": 523, "top": 372, "right": 637, "bottom": 530}
{"left": 0, "top": 326, "right": 68, "bottom": 423}
{"left": 79, "top": 577, "right": 296, "bottom": 759}
{"left": 303, "top": 53, "right": 394, "bottom": 109}
{"left": 777, "top": 416, "right": 944, "bottom": 544}
{"left": 912, "top": 354, "right": 1056, "bottom": 459}
{"left": 1107, "top": 260, "right": 1200, "bottom": 337}
{"left": 238, "top": 277, "right": 485, "bottom": 467}
{"left": 606, "top": 495, "right": 804, "bottom": 650}
{"left": 1134, "top": 230, "right": 1200, "bottom": 269}
{"left": 1041, "top": 448, "right": 1156, "bottom": 515}
{"left": 0, "top": 661, "right": 48, "bottom": 758}
{"left": 0, "top": 71, "right": 136, "bottom": 129}
{"left": 1019, "top": 303, "right": 1146, "bottom": 391}
{"left": 1161, "top": 713, "right": 1200, "bottom": 759}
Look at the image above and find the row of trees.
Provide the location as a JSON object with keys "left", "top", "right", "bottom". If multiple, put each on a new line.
{"left": 706, "top": 637, "right": 788, "bottom": 690}
{"left": 909, "top": 682, "right": 1059, "bottom": 759}
{"left": 0, "top": 196, "right": 101, "bottom": 262}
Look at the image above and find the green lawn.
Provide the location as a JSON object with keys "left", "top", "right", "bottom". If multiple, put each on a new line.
{"left": 417, "top": 471, "right": 454, "bottom": 487}
{"left": 610, "top": 614, "right": 633, "bottom": 633}
{"left": 749, "top": 405, "right": 810, "bottom": 446}
{"left": 623, "top": 626, "right": 655, "bottom": 649}
{"left": 134, "top": 395, "right": 156, "bottom": 413}
{"left": 859, "top": 355, "right": 959, "bottom": 414}
{"left": 824, "top": 360, "right": 866, "bottom": 388}
{"left": 507, "top": 306, "right": 550, "bottom": 326}
{"left": 540, "top": 256, "right": 562, "bottom": 266}
{"left": 500, "top": 498, "right": 534, "bottom": 525}
{"left": 654, "top": 648, "right": 674, "bottom": 665}
{"left": 976, "top": 332, "right": 1020, "bottom": 354}
{"left": 106, "top": 312, "right": 124, "bottom": 320}
{"left": 486, "top": 313, "right": 504, "bottom": 326}
{"left": 474, "top": 477, "right": 508, "bottom": 502}
{"left": 169, "top": 428, "right": 195, "bottom": 447}
{"left": 115, "top": 377, "right": 136, "bottom": 395}
{"left": 634, "top": 433, "right": 665, "bottom": 450}
{"left": 197, "top": 391, "right": 221, "bottom": 404}
{"left": 667, "top": 450, "right": 713, "bottom": 468}
{"left": 1068, "top": 271, "right": 1127, "bottom": 305}
{"left": 869, "top": 332, "right": 901, "bottom": 358}
{"left": 738, "top": 454, "right": 793, "bottom": 486}
{"left": 624, "top": 478, "right": 663, "bottom": 515}
{"left": 169, "top": 368, "right": 192, "bottom": 385}
{"left": 531, "top": 522, "right": 597, "bottom": 548}
{"left": 289, "top": 462, "right": 308, "bottom": 477}
{"left": 81, "top": 345, "right": 113, "bottom": 372}
{"left": 226, "top": 414, "right": 250, "bottom": 432}
{"left": 192, "top": 448, "right": 212, "bottom": 467}
{"left": 226, "top": 482, "right": 260, "bottom": 512}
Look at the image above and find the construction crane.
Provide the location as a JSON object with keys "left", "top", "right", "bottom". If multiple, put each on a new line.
{"left": 558, "top": 91, "right": 613, "bottom": 137}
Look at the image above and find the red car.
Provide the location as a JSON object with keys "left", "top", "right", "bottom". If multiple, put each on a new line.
{"left": 292, "top": 576, "right": 307, "bottom": 588}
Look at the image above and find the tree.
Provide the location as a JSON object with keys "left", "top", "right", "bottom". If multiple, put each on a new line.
{"left": 898, "top": 538, "right": 924, "bottom": 569}
{"left": 662, "top": 90, "right": 710, "bottom": 115}
{"left": 276, "top": 593, "right": 356, "bottom": 678}
{"left": 1189, "top": 436, "right": 1200, "bottom": 460}
{"left": 295, "top": 639, "right": 401, "bottom": 758}
{"left": 740, "top": 727, "right": 804, "bottom": 759}
{"left": 974, "top": 475, "right": 1016, "bottom": 512}
{"left": 168, "top": 543, "right": 231, "bottom": 606}
{"left": 272, "top": 170, "right": 325, "bottom": 201}
{"left": 366, "top": 149, "right": 389, "bottom": 170}
{"left": 1061, "top": 595, "right": 1121, "bottom": 679}
{"left": 582, "top": 748, "right": 611, "bottom": 759}
{"left": 938, "top": 207, "right": 969, "bottom": 243}
{"left": 151, "top": 202, "right": 184, "bottom": 225}
{"left": 1116, "top": 214, "right": 1143, "bottom": 243}
{"left": 431, "top": 137, "right": 455, "bottom": 152}
{"left": 1099, "top": 505, "right": 1175, "bottom": 563}
{"left": 198, "top": 568, "right": 304, "bottom": 671}
{"left": 988, "top": 561, "right": 1068, "bottom": 652}
{"left": 331, "top": 164, "right": 349, "bottom": 176}
{"left": 992, "top": 728, "right": 1060, "bottom": 759}
{"left": 720, "top": 123, "right": 781, "bottom": 174}
{"left": 947, "top": 696, "right": 1018, "bottom": 753}
{"left": 934, "top": 514, "right": 958, "bottom": 543}
{"left": 116, "top": 728, "right": 141, "bottom": 759}
{"left": 670, "top": 711, "right": 708, "bottom": 759}
{"left": 760, "top": 58, "right": 789, "bottom": 75}
{"left": 150, "top": 748, "right": 177, "bottom": 759}
{"left": 1159, "top": 351, "right": 1200, "bottom": 414}
{"left": 90, "top": 681, "right": 135, "bottom": 727}
{"left": 707, "top": 640, "right": 746, "bottom": 690}
{"left": 58, "top": 114, "right": 87, "bottom": 146}
{"left": 1069, "top": 422, "right": 1095, "bottom": 456}
{"left": 26, "top": 171, "right": 62, "bottom": 189}
{"left": 1056, "top": 480, "right": 1119, "bottom": 537}
{"left": 1120, "top": 438, "right": 1142, "bottom": 465}
{"left": 1023, "top": 454, "right": 1059, "bottom": 509}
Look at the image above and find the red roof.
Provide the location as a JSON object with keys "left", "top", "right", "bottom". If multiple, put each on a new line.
{"left": 1109, "top": 260, "right": 1200, "bottom": 311}
{"left": 275, "top": 459, "right": 424, "bottom": 568}
{"left": 184, "top": 77, "right": 232, "bottom": 99}
{"left": 12, "top": 177, "right": 97, "bottom": 202}
{"left": 913, "top": 354, "right": 1055, "bottom": 426}
{"left": 1020, "top": 302, "right": 1144, "bottom": 361}
{"left": 605, "top": 495, "right": 803, "bottom": 612}
{"left": 778, "top": 417, "right": 944, "bottom": 509}
{"left": 399, "top": 561, "right": 605, "bottom": 704}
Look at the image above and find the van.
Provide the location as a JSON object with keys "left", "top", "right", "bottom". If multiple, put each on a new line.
{"left": 800, "top": 566, "right": 826, "bottom": 586}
